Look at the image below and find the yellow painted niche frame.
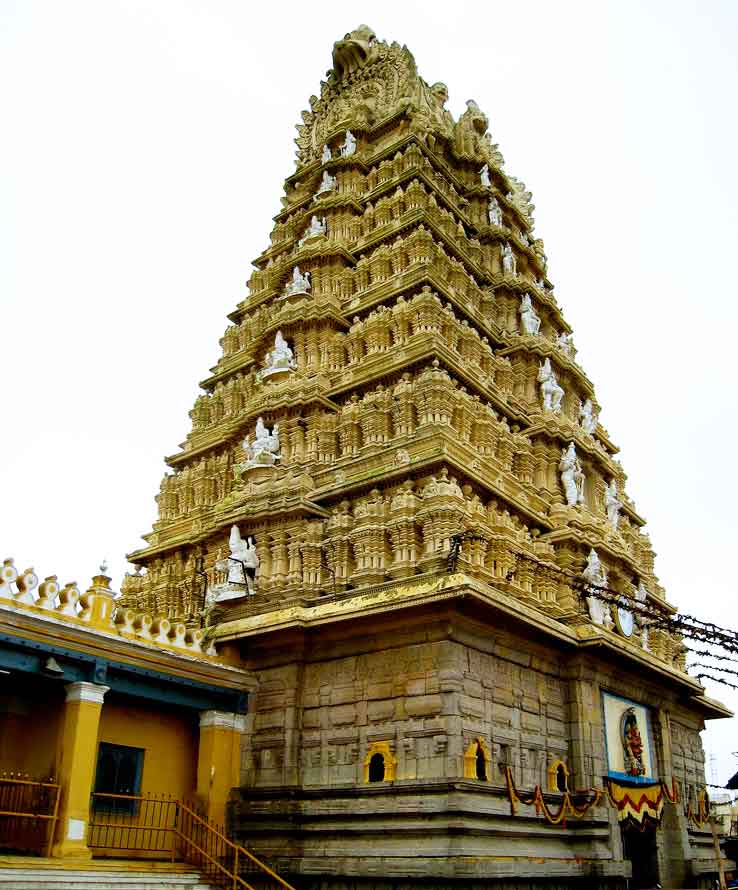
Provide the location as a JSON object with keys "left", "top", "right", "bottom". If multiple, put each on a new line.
{"left": 463, "top": 737, "right": 492, "bottom": 780}
{"left": 547, "top": 758, "right": 570, "bottom": 792}
{"left": 363, "top": 741, "right": 397, "bottom": 783}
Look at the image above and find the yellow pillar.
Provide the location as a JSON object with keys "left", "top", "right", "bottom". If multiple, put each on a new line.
{"left": 52, "top": 681, "right": 108, "bottom": 858}
{"left": 196, "top": 711, "right": 244, "bottom": 829}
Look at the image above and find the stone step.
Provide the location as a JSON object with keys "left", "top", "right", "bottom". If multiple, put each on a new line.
{"left": 0, "top": 868, "right": 212, "bottom": 890}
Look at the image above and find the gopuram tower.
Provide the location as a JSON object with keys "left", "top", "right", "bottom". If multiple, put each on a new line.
{"left": 122, "top": 26, "right": 728, "bottom": 890}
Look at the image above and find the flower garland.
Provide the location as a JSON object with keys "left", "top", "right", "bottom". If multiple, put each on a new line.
{"left": 505, "top": 769, "right": 689, "bottom": 830}
{"left": 505, "top": 767, "right": 602, "bottom": 827}
{"left": 686, "top": 789, "right": 710, "bottom": 828}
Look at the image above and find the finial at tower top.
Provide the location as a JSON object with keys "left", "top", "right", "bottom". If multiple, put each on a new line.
{"left": 331, "top": 25, "right": 378, "bottom": 80}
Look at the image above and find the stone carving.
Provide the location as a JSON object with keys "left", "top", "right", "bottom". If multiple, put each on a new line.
{"left": 283, "top": 266, "right": 311, "bottom": 298}
{"left": 579, "top": 399, "right": 598, "bottom": 435}
{"left": 455, "top": 99, "right": 489, "bottom": 158}
{"left": 300, "top": 215, "right": 326, "bottom": 245}
{"left": 507, "top": 176, "right": 535, "bottom": 227}
{"left": 227, "top": 527, "right": 258, "bottom": 586}
{"left": 605, "top": 480, "right": 622, "bottom": 529}
{"left": 519, "top": 293, "right": 541, "bottom": 335}
{"left": 242, "top": 417, "right": 281, "bottom": 468}
{"left": 124, "top": 30, "right": 693, "bottom": 736}
{"left": 488, "top": 197, "right": 502, "bottom": 227}
{"left": 340, "top": 129, "right": 357, "bottom": 157}
{"left": 538, "top": 358, "right": 564, "bottom": 412}
{"left": 582, "top": 549, "right": 612, "bottom": 627}
{"left": 317, "top": 170, "right": 337, "bottom": 194}
{"left": 556, "top": 332, "right": 575, "bottom": 358}
{"left": 412, "top": 80, "right": 455, "bottom": 137}
{"left": 559, "top": 442, "right": 585, "bottom": 506}
{"left": 208, "top": 526, "right": 259, "bottom": 604}
{"left": 260, "top": 330, "right": 296, "bottom": 380}
{"left": 501, "top": 242, "right": 516, "bottom": 275}
{"left": 331, "top": 24, "right": 377, "bottom": 80}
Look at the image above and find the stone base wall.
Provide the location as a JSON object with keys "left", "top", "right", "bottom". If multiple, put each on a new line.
{"left": 233, "top": 604, "right": 712, "bottom": 889}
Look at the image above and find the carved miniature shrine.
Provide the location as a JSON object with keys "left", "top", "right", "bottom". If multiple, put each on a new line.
{"left": 119, "top": 26, "right": 729, "bottom": 890}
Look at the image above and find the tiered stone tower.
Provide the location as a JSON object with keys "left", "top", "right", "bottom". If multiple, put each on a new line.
{"left": 122, "top": 26, "right": 728, "bottom": 890}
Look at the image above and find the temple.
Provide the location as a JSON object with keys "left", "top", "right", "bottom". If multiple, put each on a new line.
{"left": 1, "top": 25, "right": 731, "bottom": 890}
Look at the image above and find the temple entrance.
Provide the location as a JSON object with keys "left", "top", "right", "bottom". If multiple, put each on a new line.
{"left": 622, "top": 821, "right": 659, "bottom": 889}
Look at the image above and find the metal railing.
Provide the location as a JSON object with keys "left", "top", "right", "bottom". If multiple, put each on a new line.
{"left": 88, "top": 792, "right": 179, "bottom": 857}
{"left": 0, "top": 772, "right": 60, "bottom": 857}
{"left": 88, "top": 792, "right": 296, "bottom": 890}
{"left": 176, "top": 800, "right": 295, "bottom": 890}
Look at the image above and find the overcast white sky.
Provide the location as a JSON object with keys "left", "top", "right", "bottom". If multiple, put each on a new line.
{"left": 2, "top": 0, "right": 737, "bottom": 783}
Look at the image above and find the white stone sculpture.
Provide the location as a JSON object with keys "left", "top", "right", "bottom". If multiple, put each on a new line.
{"left": 538, "top": 358, "right": 564, "bottom": 412}
{"left": 242, "top": 417, "right": 281, "bottom": 468}
{"left": 519, "top": 293, "right": 541, "bottom": 335}
{"left": 317, "top": 170, "right": 337, "bottom": 194}
{"left": 283, "top": 266, "right": 311, "bottom": 298}
{"left": 299, "top": 215, "right": 326, "bottom": 245}
{"left": 209, "top": 526, "right": 260, "bottom": 603}
{"left": 556, "top": 332, "right": 575, "bottom": 358}
{"left": 340, "top": 130, "right": 356, "bottom": 157}
{"left": 488, "top": 197, "right": 503, "bottom": 227}
{"left": 559, "top": 442, "right": 585, "bottom": 507}
{"left": 605, "top": 479, "right": 622, "bottom": 529}
{"left": 321, "top": 144, "right": 332, "bottom": 163}
{"left": 480, "top": 164, "right": 491, "bottom": 188}
{"left": 635, "top": 582, "right": 648, "bottom": 603}
{"left": 579, "top": 399, "right": 598, "bottom": 435}
{"left": 536, "top": 278, "right": 546, "bottom": 291}
{"left": 501, "top": 242, "right": 516, "bottom": 275}
{"left": 260, "top": 330, "right": 295, "bottom": 379}
{"left": 582, "top": 548, "right": 612, "bottom": 628}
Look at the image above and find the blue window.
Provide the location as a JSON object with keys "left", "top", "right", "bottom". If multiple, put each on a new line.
{"left": 93, "top": 743, "right": 144, "bottom": 814}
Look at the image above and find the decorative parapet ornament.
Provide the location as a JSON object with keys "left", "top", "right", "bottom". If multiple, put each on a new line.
{"left": 0, "top": 557, "right": 215, "bottom": 657}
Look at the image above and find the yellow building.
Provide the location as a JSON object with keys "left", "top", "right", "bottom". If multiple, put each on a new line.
{"left": 0, "top": 561, "right": 254, "bottom": 869}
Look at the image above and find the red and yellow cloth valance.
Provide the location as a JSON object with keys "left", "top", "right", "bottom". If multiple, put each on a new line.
{"left": 606, "top": 779, "right": 677, "bottom": 826}
{"left": 505, "top": 768, "right": 683, "bottom": 829}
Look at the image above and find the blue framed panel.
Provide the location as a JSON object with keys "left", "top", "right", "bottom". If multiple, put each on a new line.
{"left": 601, "top": 689, "right": 657, "bottom": 785}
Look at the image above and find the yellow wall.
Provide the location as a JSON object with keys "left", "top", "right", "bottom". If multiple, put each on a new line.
{"left": 96, "top": 694, "right": 199, "bottom": 800}
{"left": 0, "top": 677, "right": 65, "bottom": 779}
